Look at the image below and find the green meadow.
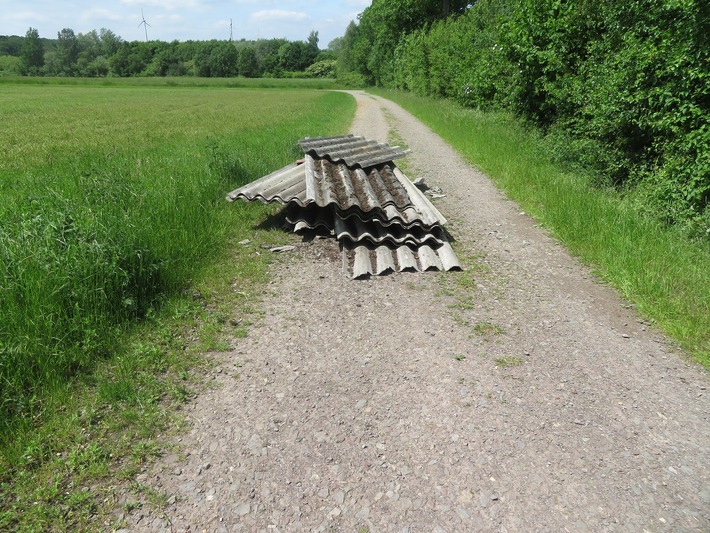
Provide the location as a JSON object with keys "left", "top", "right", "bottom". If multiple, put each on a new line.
{"left": 0, "top": 78, "right": 354, "bottom": 529}
{"left": 0, "top": 74, "right": 340, "bottom": 90}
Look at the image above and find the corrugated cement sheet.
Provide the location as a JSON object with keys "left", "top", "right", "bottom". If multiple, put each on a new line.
{"left": 343, "top": 242, "right": 462, "bottom": 279}
{"left": 298, "top": 134, "right": 409, "bottom": 169}
{"left": 333, "top": 216, "right": 447, "bottom": 247}
{"left": 286, "top": 201, "right": 441, "bottom": 230}
{"left": 226, "top": 162, "right": 306, "bottom": 205}
{"left": 225, "top": 135, "right": 461, "bottom": 278}
{"left": 226, "top": 157, "right": 446, "bottom": 229}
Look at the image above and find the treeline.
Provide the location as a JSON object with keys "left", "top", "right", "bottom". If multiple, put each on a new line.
{"left": 1, "top": 27, "right": 338, "bottom": 78}
{"left": 339, "top": 0, "right": 710, "bottom": 236}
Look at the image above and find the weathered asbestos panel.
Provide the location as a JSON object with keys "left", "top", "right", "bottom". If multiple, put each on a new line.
{"left": 226, "top": 162, "right": 306, "bottom": 204}
{"left": 391, "top": 167, "right": 447, "bottom": 227}
{"left": 226, "top": 135, "right": 461, "bottom": 278}
{"left": 342, "top": 242, "right": 462, "bottom": 279}
{"left": 305, "top": 157, "right": 412, "bottom": 211}
{"left": 298, "top": 135, "right": 408, "bottom": 168}
{"left": 227, "top": 155, "right": 446, "bottom": 226}
{"left": 287, "top": 206, "right": 449, "bottom": 247}
{"left": 285, "top": 196, "right": 439, "bottom": 230}
{"left": 333, "top": 216, "right": 447, "bottom": 246}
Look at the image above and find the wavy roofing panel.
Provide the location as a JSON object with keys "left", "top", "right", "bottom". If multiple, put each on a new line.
{"left": 226, "top": 162, "right": 306, "bottom": 205}
{"left": 285, "top": 202, "right": 440, "bottom": 231}
{"left": 343, "top": 242, "right": 462, "bottom": 279}
{"left": 227, "top": 156, "right": 446, "bottom": 227}
{"left": 299, "top": 135, "right": 409, "bottom": 168}
{"left": 226, "top": 135, "right": 461, "bottom": 278}
{"left": 333, "top": 216, "right": 447, "bottom": 247}
{"left": 287, "top": 208, "right": 448, "bottom": 247}
{"left": 305, "top": 157, "right": 412, "bottom": 211}
{"left": 391, "top": 167, "right": 447, "bottom": 227}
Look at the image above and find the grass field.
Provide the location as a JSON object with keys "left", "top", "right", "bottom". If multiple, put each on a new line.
{"left": 0, "top": 75, "right": 340, "bottom": 90}
{"left": 372, "top": 89, "right": 710, "bottom": 370}
{"left": 0, "top": 78, "right": 354, "bottom": 530}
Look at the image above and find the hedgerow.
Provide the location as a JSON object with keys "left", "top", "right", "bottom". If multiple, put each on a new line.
{"left": 347, "top": 0, "right": 710, "bottom": 237}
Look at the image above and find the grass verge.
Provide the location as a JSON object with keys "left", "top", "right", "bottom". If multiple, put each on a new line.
{"left": 0, "top": 80, "right": 355, "bottom": 529}
{"left": 371, "top": 89, "right": 710, "bottom": 370}
{"left": 0, "top": 75, "right": 341, "bottom": 90}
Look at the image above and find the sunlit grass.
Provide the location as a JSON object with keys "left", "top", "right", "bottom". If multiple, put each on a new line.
{"left": 0, "top": 75, "right": 340, "bottom": 90}
{"left": 0, "top": 81, "right": 354, "bottom": 529}
{"left": 373, "top": 89, "right": 710, "bottom": 369}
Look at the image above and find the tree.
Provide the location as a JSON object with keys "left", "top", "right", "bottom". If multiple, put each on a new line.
{"left": 209, "top": 42, "right": 238, "bottom": 77}
{"left": 56, "top": 28, "right": 79, "bottom": 75}
{"left": 306, "top": 59, "right": 337, "bottom": 78}
{"left": 305, "top": 30, "right": 320, "bottom": 66}
{"left": 346, "top": 0, "right": 472, "bottom": 85}
{"left": 278, "top": 41, "right": 301, "bottom": 70}
{"left": 338, "top": 21, "right": 359, "bottom": 75}
{"left": 109, "top": 42, "right": 131, "bottom": 76}
{"left": 0, "top": 35, "right": 25, "bottom": 56}
{"left": 20, "top": 27, "right": 44, "bottom": 75}
{"left": 328, "top": 36, "right": 344, "bottom": 55}
{"left": 237, "top": 46, "right": 258, "bottom": 77}
{"left": 76, "top": 30, "right": 101, "bottom": 76}
{"left": 307, "top": 30, "right": 319, "bottom": 51}
{"left": 278, "top": 41, "right": 314, "bottom": 71}
{"left": 193, "top": 43, "right": 213, "bottom": 76}
{"left": 99, "top": 28, "right": 123, "bottom": 57}
{"left": 252, "top": 38, "right": 288, "bottom": 76}
{"left": 147, "top": 41, "right": 186, "bottom": 76}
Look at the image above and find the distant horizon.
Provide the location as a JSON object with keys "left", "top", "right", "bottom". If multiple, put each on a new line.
{"left": 0, "top": 31, "right": 339, "bottom": 46}
{"left": 0, "top": 0, "right": 370, "bottom": 48}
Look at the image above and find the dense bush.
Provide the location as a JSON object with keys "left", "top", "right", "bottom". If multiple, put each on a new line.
{"left": 344, "top": 0, "right": 710, "bottom": 236}
{"left": 0, "top": 55, "right": 21, "bottom": 75}
{"left": 306, "top": 59, "right": 337, "bottom": 78}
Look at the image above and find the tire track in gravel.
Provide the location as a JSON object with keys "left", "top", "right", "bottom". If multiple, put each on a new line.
{"left": 122, "top": 91, "right": 710, "bottom": 533}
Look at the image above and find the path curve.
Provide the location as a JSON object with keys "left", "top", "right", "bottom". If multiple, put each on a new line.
{"left": 124, "top": 91, "right": 710, "bottom": 532}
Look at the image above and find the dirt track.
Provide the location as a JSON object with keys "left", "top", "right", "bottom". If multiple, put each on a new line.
{"left": 122, "top": 91, "right": 710, "bottom": 532}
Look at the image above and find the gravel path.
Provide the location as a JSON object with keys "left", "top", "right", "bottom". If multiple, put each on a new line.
{"left": 123, "top": 91, "right": 710, "bottom": 532}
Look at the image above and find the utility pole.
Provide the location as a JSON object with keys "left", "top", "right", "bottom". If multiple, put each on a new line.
{"left": 230, "top": 18, "right": 233, "bottom": 42}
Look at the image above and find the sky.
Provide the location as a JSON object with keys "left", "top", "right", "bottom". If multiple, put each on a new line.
{"left": 1, "top": 0, "right": 371, "bottom": 48}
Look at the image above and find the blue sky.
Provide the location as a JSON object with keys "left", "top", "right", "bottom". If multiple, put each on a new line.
{"left": 1, "top": 0, "right": 370, "bottom": 48}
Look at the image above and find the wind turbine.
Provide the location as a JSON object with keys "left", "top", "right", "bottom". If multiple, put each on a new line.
{"left": 139, "top": 9, "right": 151, "bottom": 42}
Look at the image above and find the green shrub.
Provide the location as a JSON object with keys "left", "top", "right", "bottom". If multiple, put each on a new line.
{"left": 306, "top": 59, "right": 337, "bottom": 78}
{"left": 363, "top": 0, "right": 710, "bottom": 235}
{"left": 337, "top": 71, "right": 368, "bottom": 89}
{"left": 0, "top": 56, "right": 21, "bottom": 75}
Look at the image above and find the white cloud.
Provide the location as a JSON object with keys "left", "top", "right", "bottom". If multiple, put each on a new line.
{"left": 80, "top": 8, "right": 123, "bottom": 23}
{"left": 5, "top": 10, "right": 49, "bottom": 24}
{"left": 119, "top": 0, "right": 204, "bottom": 11}
{"left": 251, "top": 9, "right": 307, "bottom": 22}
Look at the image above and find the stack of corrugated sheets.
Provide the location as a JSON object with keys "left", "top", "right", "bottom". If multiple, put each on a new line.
{"left": 226, "top": 135, "right": 461, "bottom": 279}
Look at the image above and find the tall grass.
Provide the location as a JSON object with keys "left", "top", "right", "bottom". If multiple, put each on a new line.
{"left": 0, "top": 83, "right": 355, "bottom": 430}
{"left": 373, "top": 89, "right": 710, "bottom": 368}
{"left": 0, "top": 75, "right": 340, "bottom": 90}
